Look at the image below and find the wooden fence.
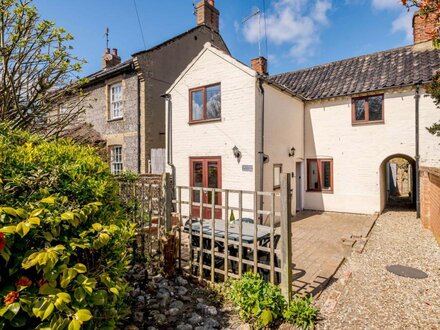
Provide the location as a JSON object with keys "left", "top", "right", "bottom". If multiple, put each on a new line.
{"left": 118, "top": 173, "right": 293, "bottom": 301}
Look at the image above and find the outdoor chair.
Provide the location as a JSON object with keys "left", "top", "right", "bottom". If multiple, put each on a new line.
{"left": 248, "top": 234, "right": 281, "bottom": 283}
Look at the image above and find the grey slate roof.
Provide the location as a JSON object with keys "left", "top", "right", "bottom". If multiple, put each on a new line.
{"left": 269, "top": 44, "right": 440, "bottom": 100}
{"left": 84, "top": 60, "right": 134, "bottom": 86}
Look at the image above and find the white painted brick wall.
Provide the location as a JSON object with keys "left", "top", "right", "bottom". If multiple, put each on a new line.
{"left": 304, "top": 88, "right": 440, "bottom": 214}
{"left": 167, "top": 47, "right": 258, "bottom": 216}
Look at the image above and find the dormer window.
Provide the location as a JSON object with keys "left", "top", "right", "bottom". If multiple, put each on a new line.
{"left": 352, "top": 94, "right": 384, "bottom": 124}
{"left": 110, "top": 82, "right": 123, "bottom": 119}
{"left": 190, "top": 84, "right": 221, "bottom": 123}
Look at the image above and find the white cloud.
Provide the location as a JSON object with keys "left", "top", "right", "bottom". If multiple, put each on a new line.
{"left": 391, "top": 9, "right": 415, "bottom": 41}
{"left": 371, "top": 0, "right": 401, "bottom": 10}
{"left": 242, "top": 0, "right": 332, "bottom": 62}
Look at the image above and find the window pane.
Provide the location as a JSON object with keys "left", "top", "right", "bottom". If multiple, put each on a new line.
{"left": 308, "top": 160, "right": 319, "bottom": 190}
{"left": 354, "top": 99, "right": 365, "bottom": 121}
{"left": 192, "top": 162, "right": 203, "bottom": 203}
{"left": 368, "top": 96, "right": 382, "bottom": 121}
{"left": 321, "top": 161, "right": 331, "bottom": 189}
{"left": 110, "top": 146, "right": 123, "bottom": 175}
{"left": 191, "top": 90, "right": 203, "bottom": 121}
{"left": 207, "top": 161, "right": 219, "bottom": 204}
{"left": 273, "top": 165, "right": 281, "bottom": 188}
{"left": 206, "top": 85, "right": 221, "bottom": 119}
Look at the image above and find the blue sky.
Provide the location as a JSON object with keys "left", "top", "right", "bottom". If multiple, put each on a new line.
{"left": 34, "top": 0, "right": 415, "bottom": 76}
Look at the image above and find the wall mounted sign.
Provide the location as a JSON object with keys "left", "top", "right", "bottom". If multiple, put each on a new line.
{"left": 242, "top": 165, "right": 253, "bottom": 172}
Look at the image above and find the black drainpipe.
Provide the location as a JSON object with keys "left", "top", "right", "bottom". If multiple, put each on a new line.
{"left": 137, "top": 77, "right": 141, "bottom": 173}
{"left": 415, "top": 85, "right": 421, "bottom": 218}
{"left": 257, "top": 78, "right": 265, "bottom": 222}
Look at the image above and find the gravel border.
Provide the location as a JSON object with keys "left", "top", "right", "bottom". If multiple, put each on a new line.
{"left": 317, "top": 210, "right": 440, "bottom": 329}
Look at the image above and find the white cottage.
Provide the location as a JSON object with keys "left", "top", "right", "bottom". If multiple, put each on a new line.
{"left": 165, "top": 14, "right": 440, "bottom": 221}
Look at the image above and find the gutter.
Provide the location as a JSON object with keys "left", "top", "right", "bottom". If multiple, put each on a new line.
{"left": 415, "top": 85, "right": 421, "bottom": 218}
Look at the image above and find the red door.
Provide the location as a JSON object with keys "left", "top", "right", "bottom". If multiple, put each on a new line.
{"left": 190, "top": 157, "right": 222, "bottom": 220}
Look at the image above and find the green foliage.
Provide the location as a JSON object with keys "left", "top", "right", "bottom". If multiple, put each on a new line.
{"left": 0, "top": 0, "right": 88, "bottom": 135}
{"left": 0, "top": 123, "right": 119, "bottom": 208}
{"left": 0, "top": 126, "right": 134, "bottom": 329}
{"left": 228, "top": 272, "right": 286, "bottom": 329}
{"left": 283, "top": 296, "right": 319, "bottom": 330}
{"left": 426, "top": 71, "right": 440, "bottom": 137}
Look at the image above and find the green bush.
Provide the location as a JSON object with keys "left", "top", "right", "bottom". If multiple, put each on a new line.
{"left": 283, "top": 296, "right": 319, "bottom": 329}
{"left": 0, "top": 124, "right": 119, "bottom": 208}
{"left": 228, "top": 272, "right": 286, "bottom": 329}
{"left": 0, "top": 126, "right": 134, "bottom": 329}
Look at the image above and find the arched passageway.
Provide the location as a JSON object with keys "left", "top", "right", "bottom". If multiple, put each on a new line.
{"left": 380, "top": 154, "right": 416, "bottom": 211}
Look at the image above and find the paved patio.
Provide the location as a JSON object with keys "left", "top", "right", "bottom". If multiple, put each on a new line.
{"left": 291, "top": 211, "right": 378, "bottom": 296}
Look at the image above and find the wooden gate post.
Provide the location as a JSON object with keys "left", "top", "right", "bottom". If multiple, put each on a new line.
{"left": 162, "top": 172, "right": 172, "bottom": 232}
{"left": 280, "top": 173, "right": 293, "bottom": 302}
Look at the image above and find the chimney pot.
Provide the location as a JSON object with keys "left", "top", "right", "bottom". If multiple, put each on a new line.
{"left": 112, "top": 48, "right": 118, "bottom": 56}
{"left": 105, "top": 48, "right": 110, "bottom": 54}
{"left": 251, "top": 57, "right": 268, "bottom": 75}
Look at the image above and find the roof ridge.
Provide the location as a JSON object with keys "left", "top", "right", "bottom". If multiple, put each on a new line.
{"left": 131, "top": 25, "right": 224, "bottom": 56}
{"left": 270, "top": 43, "right": 415, "bottom": 78}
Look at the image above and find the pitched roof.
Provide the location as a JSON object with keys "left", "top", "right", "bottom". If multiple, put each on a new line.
{"left": 131, "top": 25, "right": 229, "bottom": 56}
{"left": 269, "top": 44, "right": 440, "bottom": 101}
{"left": 83, "top": 25, "right": 228, "bottom": 86}
{"left": 84, "top": 60, "right": 134, "bottom": 86}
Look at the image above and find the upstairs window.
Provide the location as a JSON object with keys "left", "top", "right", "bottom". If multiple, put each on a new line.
{"left": 110, "top": 82, "right": 123, "bottom": 119}
{"left": 352, "top": 94, "right": 384, "bottom": 124}
{"left": 307, "top": 159, "right": 333, "bottom": 192}
{"left": 110, "top": 145, "right": 123, "bottom": 175}
{"left": 190, "top": 84, "right": 221, "bottom": 123}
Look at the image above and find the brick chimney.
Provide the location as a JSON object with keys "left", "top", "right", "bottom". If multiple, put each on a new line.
{"left": 196, "top": 0, "right": 219, "bottom": 33}
{"left": 102, "top": 48, "right": 121, "bottom": 70}
{"left": 413, "top": 10, "right": 439, "bottom": 44}
{"left": 251, "top": 57, "right": 268, "bottom": 75}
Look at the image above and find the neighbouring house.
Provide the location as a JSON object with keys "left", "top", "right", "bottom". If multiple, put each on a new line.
{"left": 165, "top": 10, "right": 440, "bottom": 233}
{"left": 59, "top": 0, "right": 228, "bottom": 175}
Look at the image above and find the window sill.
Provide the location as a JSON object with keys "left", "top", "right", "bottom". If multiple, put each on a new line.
{"left": 306, "top": 189, "right": 333, "bottom": 194}
{"left": 189, "top": 118, "right": 222, "bottom": 125}
{"left": 352, "top": 120, "right": 384, "bottom": 126}
{"left": 108, "top": 117, "right": 124, "bottom": 122}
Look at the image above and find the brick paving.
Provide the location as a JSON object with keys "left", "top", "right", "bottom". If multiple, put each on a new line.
{"left": 291, "top": 211, "right": 377, "bottom": 296}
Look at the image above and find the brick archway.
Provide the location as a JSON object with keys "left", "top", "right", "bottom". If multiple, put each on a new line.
{"left": 379, "top": 154, "right": 416, "bottom": 212}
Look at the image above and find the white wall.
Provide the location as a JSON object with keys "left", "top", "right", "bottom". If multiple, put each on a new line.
{"left": 167, "top": 46, "right": 258, "bottom": 217}
{"left": 303, "top": 88, "right": 438, "bottom": 214}
{"left": 419, "top": 88, "right": 440, "bottom": 168}
{"left": 261, "top": 84, "right": 304, "bottom": 222}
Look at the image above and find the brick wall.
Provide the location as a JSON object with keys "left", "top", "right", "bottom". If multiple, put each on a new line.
{"left": 420, "top": 167, "right": 440, "bottom": 245}
{"left": 413, "top": 11, "right": 438, "bottom": 44}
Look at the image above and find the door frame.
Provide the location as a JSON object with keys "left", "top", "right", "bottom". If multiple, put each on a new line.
{"left": 189, "top": 156, "right": 222, "bottom": 219}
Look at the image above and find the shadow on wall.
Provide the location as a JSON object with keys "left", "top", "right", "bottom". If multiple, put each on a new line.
{"left": 379, "top": 154, "right": 416, "bottom": 212}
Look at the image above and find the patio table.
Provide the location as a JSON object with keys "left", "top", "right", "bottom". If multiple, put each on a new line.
{"left": 183, "top": 219, "right": 271, "bottom": 244}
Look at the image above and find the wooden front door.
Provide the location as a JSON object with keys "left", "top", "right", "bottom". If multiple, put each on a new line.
{"left": 190, "top": 157, "right": 222, "bottom": 220}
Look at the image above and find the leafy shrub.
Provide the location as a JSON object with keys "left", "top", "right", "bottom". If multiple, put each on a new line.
{"left": 0, "top": 124, "right": 119, "bottom": 208}
{"left": 0, "top": 126, "right": 134, "bottom": 329}
{"left": 283, "top": 296, "right": 319, "bottom": 329}
{"left": 228, "top": 272, "right": 286, "bottom": 329}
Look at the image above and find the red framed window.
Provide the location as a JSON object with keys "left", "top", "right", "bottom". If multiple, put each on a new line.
{"left": 307, "top": 159, "right": 333, "bottom": 192}
{"left": 189, "top": 84, "right": 221, "bottom": 123}
{"left": 352, "top": 94, "right": 384, "bottom": 124}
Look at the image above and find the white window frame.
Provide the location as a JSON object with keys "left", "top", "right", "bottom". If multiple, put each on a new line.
{"left": 109, "top": 82, "right": 123, "bottom": 119}
{"left": 110, "top": 145, "right": 123, "bottom": 175}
